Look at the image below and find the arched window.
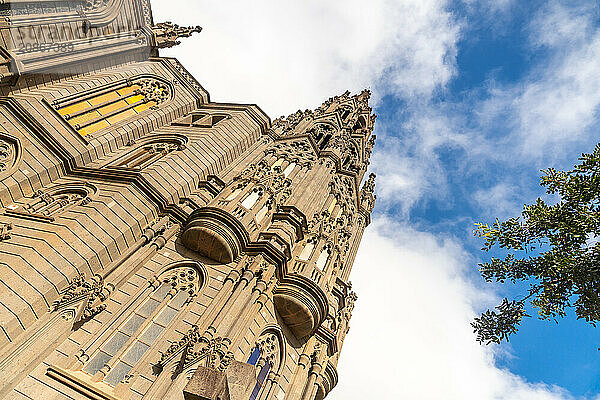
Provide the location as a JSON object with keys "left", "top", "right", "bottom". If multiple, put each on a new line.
{"left": 6, "top": 183, "right": 95, "bottom": 222}
{"left": 247, "top": 331, "right": 284, "bottom": 400}
{"left": 353, "top": 115, "right": 367, "bottom": 132}
{"left": 315, "top": 243, "right": 332, "bottom": 270}
{"left": 241, "top": 187, "right": 263, "bottom": 210}
{"left": 255, "top": 204, "right": 270, "bottom": 223}
{"left": 82, "top": 265, "right": 202, "bottom": 386}
{"left": 104, "top": 136, "right": 187, "bottom": 171}
{"left": 282, "top": 162, "right": 296, "bottom": 178}
{"left": 298, "top": 237, "right": 317, "bottom": 261}
{"left": 339, "top": 106, "right": 353, "bottom": 122}
{"left": 55, "top": 77, "right": 172, "bottom": 137}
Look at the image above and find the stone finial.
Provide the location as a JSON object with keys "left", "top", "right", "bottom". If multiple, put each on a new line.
{"left": 151, "top": 22, "right": 202, "bottom": 49}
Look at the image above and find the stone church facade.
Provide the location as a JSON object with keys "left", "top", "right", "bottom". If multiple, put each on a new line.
{"left": 0, "top": 1, "right": 376, "bottom": 399}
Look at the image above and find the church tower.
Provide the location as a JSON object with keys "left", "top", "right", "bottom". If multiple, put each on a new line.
{"left": 0, "top": 1, "right": 376, "bottom": 399}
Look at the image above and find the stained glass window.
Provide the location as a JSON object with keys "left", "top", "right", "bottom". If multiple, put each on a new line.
{"left": 55, "top": 78, "right": 170, "bottom": 137}
{"left": 82, "top": 266, "right": 200, "bottom": 387}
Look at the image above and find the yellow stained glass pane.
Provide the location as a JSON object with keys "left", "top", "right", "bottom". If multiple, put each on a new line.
{"left": 126, "top": 94, "right": 145, "bottom": 105}
{"left": 78, "top": 120, "right": 110, "bottom": 136}
{"left": 271, "top": 158, "right": 284, "bottom": 169}
{"left": 107, "top": 109, "right": 136, "bottom": 125}
{"left": 328, "top": 198, "right": 337, "bottom": 213}
{"left": 333, "top": 207, "right": 342, "bottom": 218}
{"left": 58, "top": 100, "right": 92, "bottom": 116}
{"left": 117, "top": 85, "right": 140, "bottom": 96}
{"left": 98, "top": 100, "right": 128, "bottom": 116}
{"left": 69, "top": 110, "right": 101, "bottom": 127}
{"left": 134, "top": 102, "right": 154, "bottom": 113}
{"left": 88, "top": 90, "right": 120, "bottom": 106}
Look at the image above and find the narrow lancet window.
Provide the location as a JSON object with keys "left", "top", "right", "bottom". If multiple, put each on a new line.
{"left": 298, "top": 240, "right": 315, "bottom": 261}
{"left": 316, "top": 245, "right": 331, "bottom": 270}
{"left": 283, "top": 162, "right": 296, "bottom": 177}
{"left": 241, "top": 189, "right": 261, "bottom": 210}
{"left": 256, "top": 204, "right": 269, "bottom": 223}
{"left": 82, "top": 266, "right": 201, "bottom": 386}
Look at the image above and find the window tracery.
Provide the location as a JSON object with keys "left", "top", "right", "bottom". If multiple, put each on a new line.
{"left": 5, "top": 184, "right": 95, "bottom": 222}
{"left": 0, "top": 132, "right": 21, "bottom": 181}
{"left": 55, "top": 77, "right": 171, "bottom": 137}
{"left": 230, "top": 160, "right": 293, "bottom": 211}
{"left": 247, "top": 331, "right": 282, "bottom": 400}
{"left": 156, "top": 325, "right": 233, "bottom": 377}
{"left": 338, "top": 105, "right": 353, "bottom": 122}
{"left": 103, "top": 135, "right": 186, "bottom": 171}
{"left": 52, "top": 274, "right": 114, "bottom": 324}
{"left": 81, "top": 265, "right": 202, "bottom": 387}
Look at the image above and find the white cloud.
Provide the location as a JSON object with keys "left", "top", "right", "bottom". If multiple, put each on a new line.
{"left": 152, "top": 0, "right": 459, "bottom": 117}
{"left": 473, "top": 182, "right": 522, "bottom": 219}
{"left": 332, "top": 218, "right": 574, "bottom": 400}
{"left": 481, "top": 2, "right": 600, "bottom": 158}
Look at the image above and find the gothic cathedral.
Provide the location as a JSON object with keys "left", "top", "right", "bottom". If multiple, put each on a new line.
{"left": 0, "top": 1, "right": 376, "bottom": 399}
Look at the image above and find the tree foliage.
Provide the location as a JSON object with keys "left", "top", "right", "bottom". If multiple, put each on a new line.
{"left": 472, "top": 144, "right": 600, "bottom": 345}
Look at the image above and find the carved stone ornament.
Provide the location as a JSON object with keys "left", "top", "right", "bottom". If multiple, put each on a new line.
{"left": 265, "top": 140, "right": 316, "bottom": 169}
{"left": 359, "top": 173, "right": 376, "bottom": 214}
{"left": 365, "top": 135, "right": 376, "bottom": 159}
{"left": 329, "top": 174, "right": 357, "bottom": 216}
{"left": 328, "top": 129, "right": 352, "bottom": 152}
{"left": 272, "top": 109, "right": 314, "bottom": 135}
{"left": 255, "top": 333, "right": 279, "bottom": 369}
{"left": 151, "top": 22, "right": 202, "bottom": 49}
{"left": 0, "top": 223, "right": 12, "bottom": 241}
{"left": 52, "top": 274, "right": 113, "bottom": 322}
{"left": 336, "top": 290, "right": 358, "bottom": 325}
{"left": 157, "top": 325, "right": 233, "bottom": 375}
{"left": 0, "top": 139, "right": 15, "bottom": 173}
{"left": 137, "top": 79, "right": 171, "bottom": 104}
{"left": 155, "top": 266, "right": 201, "bottom": 298}
{"left": 83, "top": 0, "right": 109, "bottom": 11}
{"left": 232, "top": 160, "right": 293, "bottom": 208}
{"left": 308, "top": 211, "right": 337, "bottom": 240}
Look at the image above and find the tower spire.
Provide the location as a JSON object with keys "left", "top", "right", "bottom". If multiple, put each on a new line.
{"left": 271, "top": 89, "right": 377, "bottom": 181}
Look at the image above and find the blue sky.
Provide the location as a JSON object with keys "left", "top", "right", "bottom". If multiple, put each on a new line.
{"left": 155, "top": 0, "right": 600, "bottom": 398}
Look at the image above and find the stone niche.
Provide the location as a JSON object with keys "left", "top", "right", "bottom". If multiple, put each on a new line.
{"left": 273, "top": 274, "right": 329, "bottom": 340}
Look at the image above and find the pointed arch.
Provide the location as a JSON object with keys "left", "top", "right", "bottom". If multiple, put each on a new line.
{"left": 78, "top": 261, "right": 206, "bottom": 387}
{"left": 54, "top": 76, "right": 174, "bottom": 138}
{"left": 247, "top": 326, "right": 287, "bottom": 400}
{"left": 6, "top": 182, "right": 97, "bottom": 222}
{"left": 104, "top": 134, "right": 187, "bottom": 171}
{"left": 0, "top": 131, "right": 21, "bottom": 182}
